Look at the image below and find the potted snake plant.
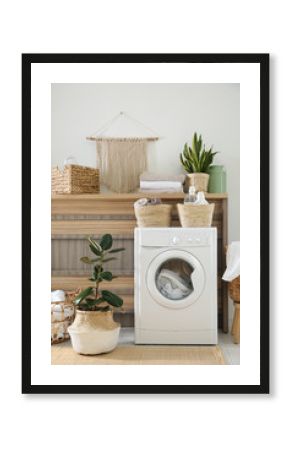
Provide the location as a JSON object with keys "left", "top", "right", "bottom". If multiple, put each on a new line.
{"left": 68, "top": 234, "right": 125, "bottom": 355}
{"left": 180, "top": 132, "right": 218, "bottom": 192}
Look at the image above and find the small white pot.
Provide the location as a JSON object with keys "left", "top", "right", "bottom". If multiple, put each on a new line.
{"left": 68, "top": 310, "right": 120, "bottom": 355}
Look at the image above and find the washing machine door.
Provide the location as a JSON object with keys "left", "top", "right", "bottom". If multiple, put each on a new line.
{"left": 146, "top": 249, "right": 205, "bottom": 309}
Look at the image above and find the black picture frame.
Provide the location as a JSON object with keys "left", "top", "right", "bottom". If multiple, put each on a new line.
{"left": 22, "top": 53, "right": 269, "bottom": 394}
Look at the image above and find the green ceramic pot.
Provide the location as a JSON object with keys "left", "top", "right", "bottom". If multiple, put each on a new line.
{"left": 207, "top": 165, "right": 227, "bottom": 193}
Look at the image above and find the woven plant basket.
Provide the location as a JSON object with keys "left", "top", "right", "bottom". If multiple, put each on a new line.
{"left": 51, "top": 290, "right": 77, "bottom": 345}
{"left": 177, "top": 203, "right": 215, "bottom": 227}
{"left": 229, "top": 276, "right": 240, "bottom": 303}
{"left": 135, "top": 204, "right": 172, "bottom": 227}
{"left": 52, "top": 164, "right": 100, "bottom": 194}
{"left": 187, "top": 173, "right": 210, "bottom": 192}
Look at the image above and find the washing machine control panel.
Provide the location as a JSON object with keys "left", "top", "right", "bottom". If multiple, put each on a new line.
{"left": 138, "top": 228, "right": 215, "bottom": 247}
{"left": 188, "top": 236, "right": 199, "bottom": 243}
{"left": 170, "top": 234, "right": 209, "bottom": 246}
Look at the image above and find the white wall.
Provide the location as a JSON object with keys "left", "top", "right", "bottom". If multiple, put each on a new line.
{"left": 52, "top": 83, "right": 240, "bottom": 241}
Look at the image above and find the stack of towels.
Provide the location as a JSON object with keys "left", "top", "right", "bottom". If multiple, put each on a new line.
{"left": 139, "top": 172, "right": 185, "bottom": 193}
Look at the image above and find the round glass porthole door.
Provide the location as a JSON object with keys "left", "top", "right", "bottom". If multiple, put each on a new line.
{"left": 146, "top": 250, "right": 205, "bottom": 309}
{"left": 155, "top": 258, "right": 194, "bottom": 300}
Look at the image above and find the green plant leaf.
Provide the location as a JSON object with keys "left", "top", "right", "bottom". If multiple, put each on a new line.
{"left": 203, "top": 149, "right": 218, "bottom": 172}
{"left": 74, "top": 287, "right": 94, "bottom": 305}
{"left": 180, "top": 133, "right": 217, "bottom": 173}
{"left": 89, "top": 266, "right": 100, "bottom": 281}
{"left": 183, "top": 143, "right": 190, "bottom": 159}
{"left": 89, "top": 243, "right": 102, "bottom": 257}
{"left": 198, "top": 134, "right": 203, "bottom": 157}
{"left": 189, "top": 146, "right": 200, "bottom": 172}
{"left": 87, "top": 237, "right": 103, "bottom": 256}
{"left": 193, "top": 132, "right": 201, "bottom": 159}
{"left": 199, "top": 148, "right": 207, "bottom": 172}
{"left": 100, "top": 234, "right": 113, "bottom": 250}
{"left": 102, "top": 257, "right": 117, "bottom": 263}
{"left": 101, "top": 290, "right": 123, "bottom": 307}
{"left": 108, "top": 247, "right": 125, "bottom": 253}
{"left": 101, "top": 305, "right": 111, "bottom": 312}
{"left": 99, "top": 271, "right": 113, "bottom": 281}
{"left": 78, "top": 303, "right": 91, "bottom": 310}
{"left": 203, "top": 148, "right": 214, "bottom": 172}
{"left": 85, "top": 298, "right": 104, "bottom": 308}
{"left": 90, "top": 257, "right": 102, "bottom": 264}
{"left": 80, "top": 256, "right": 95, "bottom": 264}
{"left": 180, "top": 154, "right": 188, "bottom": 172}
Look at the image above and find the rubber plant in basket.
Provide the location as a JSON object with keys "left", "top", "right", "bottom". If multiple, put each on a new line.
{"left": 180, "top": 132, "right": 218, "bottom": 192}
{"left": 68, "top": 234, "right": 125, "bottom": 355}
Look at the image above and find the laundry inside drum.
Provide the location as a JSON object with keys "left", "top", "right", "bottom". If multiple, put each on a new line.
{"left": 155, "top": 258, "right": 194, "bottom": 300}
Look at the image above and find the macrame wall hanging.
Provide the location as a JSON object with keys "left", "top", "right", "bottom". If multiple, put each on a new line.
{"left": 87, "top": 112, "right": 159, "bottom": 193}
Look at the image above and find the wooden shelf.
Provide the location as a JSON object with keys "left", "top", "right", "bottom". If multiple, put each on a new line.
{"left": 52, "top": 192, "right": 227, "bottom": 216}
{"left": 52, "top": 192, "right": 228, "bottom": 200}
{"left": 52, "top": 219, "right": 221, "bottom": 237}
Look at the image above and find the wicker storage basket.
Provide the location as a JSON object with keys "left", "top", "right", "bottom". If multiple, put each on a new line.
{"left": 229, "top": 276, "right": 240, "bottom": 303}
{"left": 177, "top": 203, "right": 215, "bottom": 227}
{"left": 135, "top": 204, "right": 172, "bottom": 227}
{"left": 51, "top": 290, "right": 77, "bottom": 345}
{"left": 52, "top": 164, "right": 100, "bottom": 194}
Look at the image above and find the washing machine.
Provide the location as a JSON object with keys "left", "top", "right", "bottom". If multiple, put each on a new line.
{"left": 134, "top": 227, "right": 217, "bottom": 345}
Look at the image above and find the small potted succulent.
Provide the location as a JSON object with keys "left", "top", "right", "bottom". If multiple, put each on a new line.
{"left": 68, "top": 234, "right": 125, "bottom": 355}
{"left": 180, "top": 132, "right": 218, "bottom": 192}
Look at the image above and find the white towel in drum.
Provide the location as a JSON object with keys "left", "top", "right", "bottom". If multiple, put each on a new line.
{"left": 222, "top": 242, "right": 240, "bottom": 282}
{"left": 156, "top": 269, "right": 192, "bottom": 300}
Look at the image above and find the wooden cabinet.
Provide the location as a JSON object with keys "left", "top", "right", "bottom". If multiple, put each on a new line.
{"left": 51, "top": 193, "right": 228, "bottom": 332}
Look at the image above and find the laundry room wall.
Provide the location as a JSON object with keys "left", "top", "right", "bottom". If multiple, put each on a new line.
{"left": 51, "top": 83, "right": 240, "bottom": 241}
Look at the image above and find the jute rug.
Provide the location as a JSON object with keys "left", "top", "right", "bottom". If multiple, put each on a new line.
{"left": 51, "top": 341, "right": 225, "bottom": 365}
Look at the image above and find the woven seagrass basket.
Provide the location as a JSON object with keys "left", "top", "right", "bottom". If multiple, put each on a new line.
{"left": 177, "top": 203, "right": 215, "bottom": 227}
{"left": 229, "top": 276, "right": 240, "bottom": 303}
{"left": 135, "top": 204, "right": 172, "bottom": 227}
{"left": 52, "top": 164, "right": 100, "bottom": 194}
{"left": 51, "top": 290, "right": 77, "bottom": 345}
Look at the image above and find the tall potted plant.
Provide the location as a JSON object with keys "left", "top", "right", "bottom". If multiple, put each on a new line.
{"left": 180, "top": 132, "right": 218, "bottom": 192}
{"left": 68, "top": 234, "right": 125, "bottom": 355}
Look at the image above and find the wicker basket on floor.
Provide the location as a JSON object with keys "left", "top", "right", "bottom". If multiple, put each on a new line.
{"left": 177, "top": 203, "right": 215, "bottom": 227}
{"left": 135, "top": 204, "right": 172, "bottom": 227}
{"left": 52, "top": 164, "right": 100, "bottom": 194}
{"left": 229, "top": 276, "right": 240, "bottom": 302}
{"left": 51, "top": 290, "right": 77, "bottom": 345}
{"left": 228, "top": 276, "right": 240, "bottom": 344}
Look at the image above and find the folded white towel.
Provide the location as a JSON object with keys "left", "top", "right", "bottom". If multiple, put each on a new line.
{"left": 140, "top": 172, "right": 185, "bottom": 183}
{"left": 222, "top": 242, "right": 240, "bottom": 282}
{"left": 139, "top": 187, "right": 184, "bottom": 193}
{"left": 140, "top": 181, "right": 183, "bottom": 189}
{"left": 156, "top": 269, "right": 192, "bottom": 300}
